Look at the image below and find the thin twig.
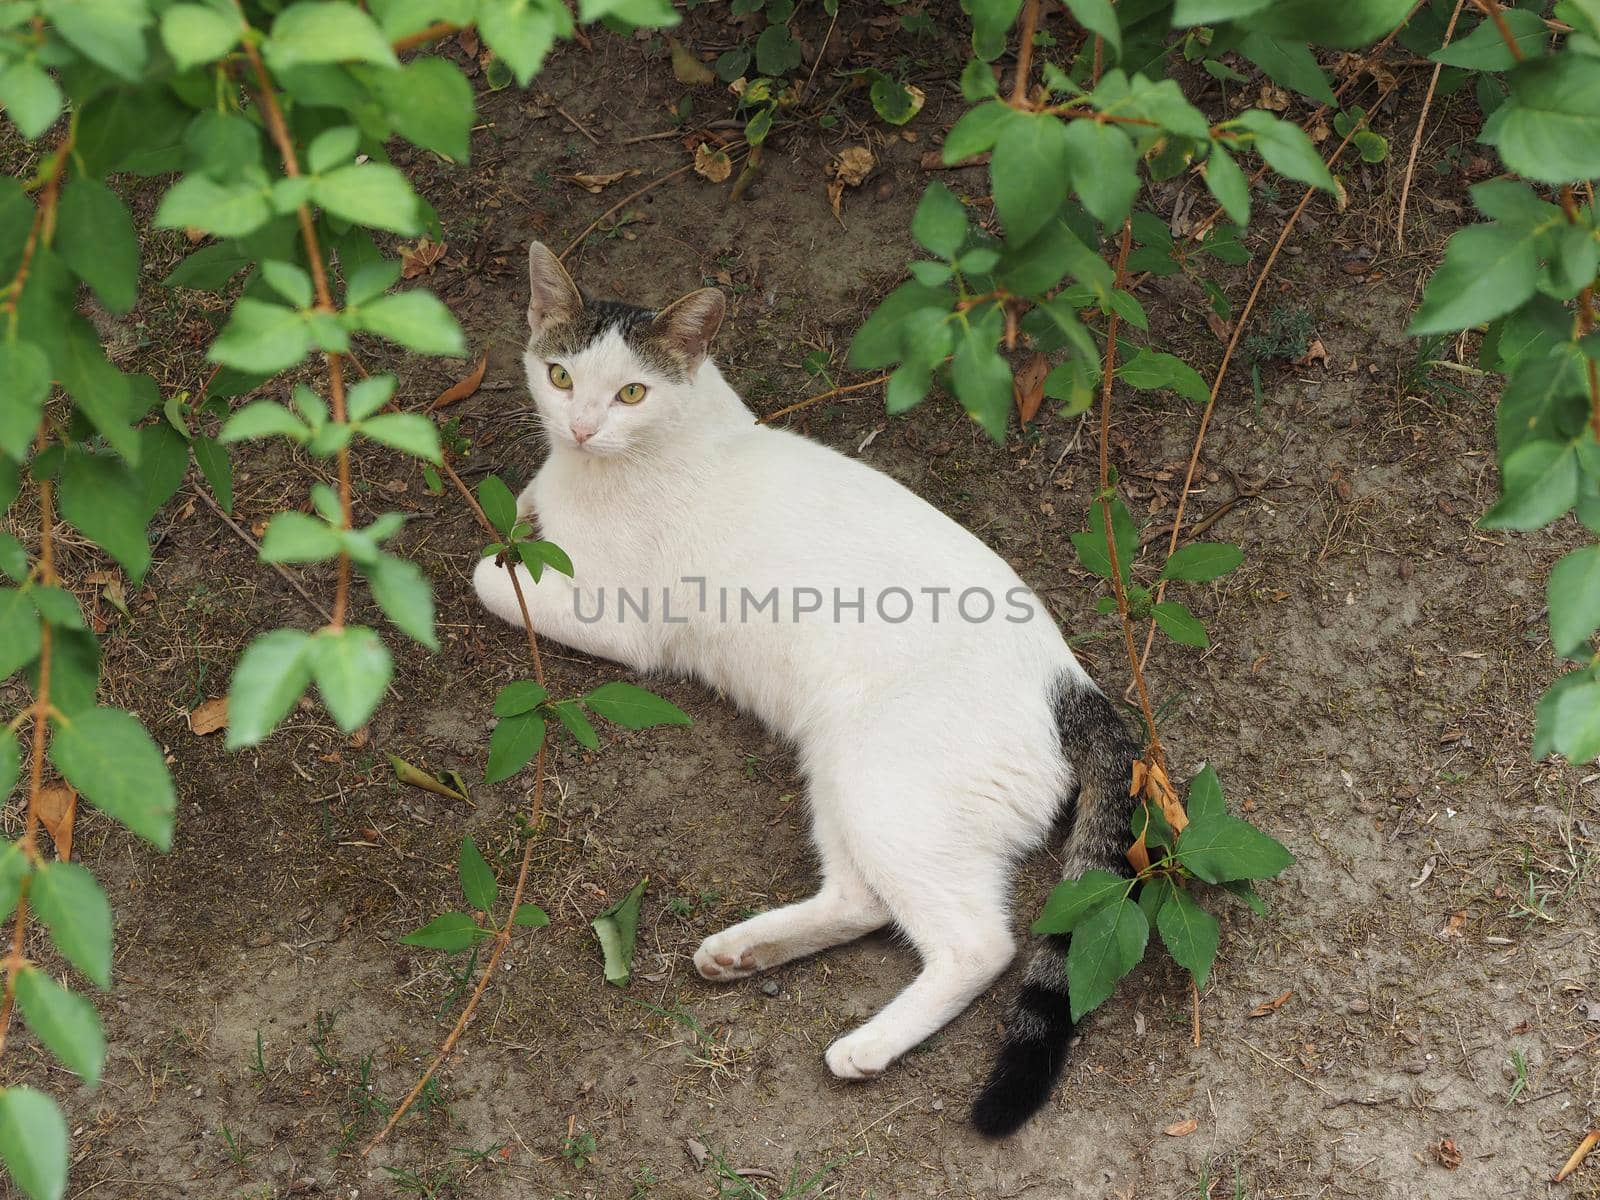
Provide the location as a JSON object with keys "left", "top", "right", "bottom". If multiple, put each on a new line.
{"left": 1011, "top": 0, "right": 1041, "bottom": 105}
{"left": 1554, "top": 1129, "right": 1600, "bottom": 1184}
{"left": 193, "top": 487, "right": 334, "bottom": 624}
{"left": 1396, "top": 0, "right": 1467, "bottom": 248}
{"left": 1136, "top": 83, "right": 1399, "bottom": 677}
{"left": 1469, "top": 0, "right": 1525, "bottom": 59}
{"left": 557, "top": 106, "right": 602, "bottom": 146}
{"left": 758, "top": 374, "right": 891, "bottom": 425}
{"left": 558, "top": 163, "right": 695, "bottom": 261}
{"left": 392, "top": 20, "right": 459, "bottom": 53}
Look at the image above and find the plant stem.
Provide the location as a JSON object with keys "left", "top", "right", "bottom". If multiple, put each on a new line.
{"left": 1469, "top": 0, "right": 1525, "bottom": 60}
{"left": 758, "top": 373, "right": 892, "bottom": 425}
{"left": 1011, "top": 0, "right": 1040, "bottom": 106}
{"left": 238, "top": 8, "right": 354, "bottom": 627}
{"left": 1395, "top": 0, "right": 1467, "bottom": 249}
{"left": 392, "top": 20, "right": 460, "bottom": 52}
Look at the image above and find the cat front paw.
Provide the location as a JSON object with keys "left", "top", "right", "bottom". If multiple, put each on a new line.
{"left": 825, "top": 1027, "right": 895, "bottom": 1079}
{"left": 694, "top": 933, "right": 758, "bottom": 981}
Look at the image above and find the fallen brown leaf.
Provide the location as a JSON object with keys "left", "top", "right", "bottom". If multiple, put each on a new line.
{"left": 1249, "top": 990, "right": 1293, "bottom": 1018}
{"left": 1296, "top": 337, "right": 1328, "bottom": 368}
{"left": 565, "top": 170, "right": 632, "bottom": 193}
{"left": 694, "top": 143, "right": 732, "bottom": 184}
{"left": 1432, "top": 1137, "right": 1462, "bottom": 1170}
{"left": 1146, "top": 758, "right": 1188, "bottom": 834}
{"left": 36, "top": 782, "right": 76, "bottom": 862}
{"left": 431, "top": 352, "right": 488, "bottom": 410}
{"left": 1205, "top": 311, "right": 1232, "bottom": 342}
{"left": 826, "top": 145, "right": 876, "bottom": 220}
{"left": 1164, "top": 1118, "right": 1198, "bottom": 1138}
{"left": 401, "top": 237, "right": 447, "bottom": 280}
{"left": 1013, "top": 352, "right": 1048, "bottom": 427}
{"left": 668, "top": 37, "right": 715, "bottom": 86}
{"left": 1555, "top": 1129, "right": 1600, "bottom": 1183}
{"left": 189, "top": 697, "right": 229, "bottom": 736}
{"left": 391, "top": 755, "right": 468, "bottom": 802}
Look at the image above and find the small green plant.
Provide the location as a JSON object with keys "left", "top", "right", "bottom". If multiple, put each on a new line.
{"left": 1506, "top": 1048, "right": 1530, "bottom": 1107}
{"left": 1240, "top": 305, "right": 1317, "bottom": 365}
{"left": 709, "top": 1148, "right": 852, "bottom": 1200}
{"left": 561, "top": 1130, "right": 597, "bottom": 1170}
{"left": 218, "top": 1125, "right": 251, "bottom": 1167}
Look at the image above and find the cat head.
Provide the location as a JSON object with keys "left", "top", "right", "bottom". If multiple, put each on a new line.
{"left": 521, "top": 241, "right": 726, "bottom": 457}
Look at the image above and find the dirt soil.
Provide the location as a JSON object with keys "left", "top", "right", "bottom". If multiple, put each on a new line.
{"left": 4, "top": 13, "right": 1599, "bottom": 1200}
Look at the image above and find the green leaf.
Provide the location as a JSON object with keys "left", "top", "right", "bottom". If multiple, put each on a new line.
{"left": 1065, "top": 897, "right": 1147, "bottom": 1021}
{"left": 458, "top": 836, "right": 497, "bottom": 912}
{"left": 30, "top": 861, "right": 113, "bottom": 989}
{"left": 160, "top": 3, "right": 240, "bottom": 70}
{"left": 1173, "top": 0, "right": 1271, "bottom": 22}
{"left": 991, "top": 111, "right": 1072, "bottom": 245}
{"left": 1032, "top": 869, "right": 1131, "bottom": 935}
{"left": 0, "top": 342, "right": 49, "bottom": 461}
{"left": 1550, "top": 545, "right": 1600, "bottom": 657}
{"left": 42, "top": 0, "right": 150, "bottom": 80}
{"left": 225, "top": 628, "right": 314, "bottom": 748}
{"left": 360, "top": 57, "right": 475, "bottom": 163}
{"left": 1230, "top": 110, "right": 1334, "bottom": 192}
{"left": 312, "top": 163, "right": 420, "bottom": 236}
{"left": 1176, "top": 813, "right": 1294, "bottom": 883}
{"left": 512, "top": 903, "right": 550, "bottom": 928}
{"left": 477, "top": 476, "right": 518, "bottom": 538}
{"left": 754, "top": 23, "right": 801, "bottom": 74}
{"left": 950, "top": 315, "right": 1013, "bottom": 442}
{"left": 1156, "top": 887, "right": 1220, "bottom": 988}
{"left": 580, "top": 0, "right": 678, "bottom": 26}
{"left": 1246, "top": 0, "right": 1412, "bottom": 48}
{"left": 265, "top": 1, "right": 400, "bottom": 71}
{"left": 1061, "top": 119, "right": 1136, "bottom": 227}
{"left": 943, "top": 100, "right": 1015, "bottom": 162}
{"left": 15, "top": 968, "right": 105, "bottom": 1086}
{"left": 0, "top": 590, "right": 41, "bottom": 681}
{"left": 1237, "top": 32, "right": 1334, "bottom": 104}
{"left": 1221, "top": 878, "right": 1267, "bottom": 916}
{"left": 401, "top": 912, "right": 492, "bottom": 952}
{"left": 358, "top": 291, "right": 466, "bottom": 356}
{"left": 1543, "top": 676, "right": 1600, "bottom": 762}
{"left": 220, "top": 400, "right": 309, "bottom": 444}
{"left": 192, "top": 435, "right": 233, "bottom": 513}
{"left": 493, "top": 680, "right": 549, "bottom": 717}
{"left": 485, "top": 711, "right": 545, "bottom": 783}
{"left": 478, "top": 0, "right": 570, "bottom": 86}
{"left": 0, "top": 840, "right": 28, "bottom": 922}
{"left": 1062, "top": 0, "right": 1120, "bottom": 61}
{"left": 911, "top": 182, "right": 967, "bottom": 259}
{"left": 1407, "top": 221, "right": 1541, "bottom": 337}
{"left": 208, "top": 298, "right": 314, "bottom": 374}
{"left": 0, "top": 1086, "right": 67, "bottom": 1200}
{"left": 0, "top": 535, "right": 25, "bottom": 583}
{"left": 1203, "top": 143, "right": 1250, "bottom": 226}
{"left": 0, "top": 60, "right": 62, "bottom": 141}
{"left": 591, "top": 876, "right": 647, "bottom": 987}
{"left": 154, "top": 175, "right": 271, "bottom": 239}
{"left": 0, "top": 730, "right": 18, "bottom": 798}
{"left": 365, "top": 554, "right": 437, "bottom": 649}
{"left": 27, "top": 587, "right": 81, "bottom": 631}
{"left": 1152, "top": 600, "right": 1209, "bottom": 647}
{"left": 1186, "top": 764, "right": 1226, "bottom": 823}
{"left": 848, "top": 282, "right": 950, "bottom": 369}
{"left": 1160, "top": 542, "right": 1243, "bottom": 582}
{"left": 346, "top": 375, "right": 397, "bottom": 421}
{"left": 1494, "top": 56, "right": 1600, "bottom": 185}
{"left": 49, "top": 708, "right": 175, "bottom": 849}
{"left": 1481, "top": 439, "right": 1580, "bottom": 531}
{"left": 260, "top": 512, "right": 342, "bottom": 564}
{"left": 550, "top": 699, "right": 600, "bottom": 750}
{"left": 311, "top": 626, "right": 392, "bottom": 732}
{"left": 260, "top": 260, "right": 313, "bottom": 309}
{"left": 356, "top": 413, "right": 442, "bottom": 463}
{"left": 1116, "top": 347, "right": 1209, "bottom": 404}
{"left": 58, "top": 451, "right": 151, "bottom": 583}
{"left": 584, "top": 681, "right": 692, "bottom": 729}
{"left": 1432, "top": 9, "right": 1546, "bottom": 71}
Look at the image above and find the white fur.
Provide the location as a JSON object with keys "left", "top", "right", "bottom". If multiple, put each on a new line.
{"left": 475, "top": 292, "right": 1094, "bottom": 1080}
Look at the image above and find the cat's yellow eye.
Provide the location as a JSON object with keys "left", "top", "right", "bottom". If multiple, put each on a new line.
{"left": 548, "top": 363, "right": 573, "bottom": 389}
{"left": 617, "top": 382, "right": 647, "bottom": 405}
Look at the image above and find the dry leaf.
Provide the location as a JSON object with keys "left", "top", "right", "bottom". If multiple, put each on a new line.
{"left": 1013, "top": 352, "right": 1049, "bottom": 426}
{"left": 1164, "top": 1119, "right": 1198, "bottom": 1138}
{"left": 694, "top": 143, "right": 733, "bottom": 184}
{"left": 1249, "top": 990, "right": 1293, "bottom": 1017}
{"left": 1146, "top": 759, "right": 1188, "bottom": 834}
{"left": 36, "top": 782, "right": 76, "bottom": 862}
{"left": 1295, "top": 337, "right": 1328, "bottom": 367}
{"left": 391, "top": 755, "right": 468, "bottom": 802}
{"left": 826, "top": 145, "right": 876, "bottom": 220}
{"left": 401, "top": 238, "right": 447, "bottom": 280}
{"left": 1432, "top": 1138, "right": 1462, "bottom": 1170}
{"left": 456, "top": 27, "right": 480, "bottom": 56}
{"left": 1205, "top": 311, "right": 1232, "bottom": 342}
{"left": 432, "top": 352, "right": 488, "bottom": 410}
{"left": 189, "top": 697, "right": 229, "bottom": 736}
{"left": 565, "top": 170, "right": 632, "bottom": 193}
{"left": 1555, "top": 1130, "right": 1600, "bottom": 1183}
{"left": 668, "top": 37, "right": 715, "bottom": 86}
{"left": 1258, "top": 82, "right": 1290, "bottom": 111}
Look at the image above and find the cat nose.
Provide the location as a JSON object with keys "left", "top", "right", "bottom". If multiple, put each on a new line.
{"left": 571, "top": 424, "right": 594, "bottom": 444}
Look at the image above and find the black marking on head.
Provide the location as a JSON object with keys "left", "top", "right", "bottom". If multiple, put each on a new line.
{"left": 529, "top": 294, "right": 707, "bottom": 382}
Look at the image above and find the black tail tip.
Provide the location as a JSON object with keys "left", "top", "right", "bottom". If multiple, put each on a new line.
{"left": 968, "top": 986, "right": 1075, "bottom": 1138}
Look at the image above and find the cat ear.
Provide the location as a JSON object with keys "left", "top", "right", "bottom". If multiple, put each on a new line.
{"left": 649, "top": 288, "right": 725, "bottom": 370}
{"left": 527, "top": 241, "right": 582, "bottom": 336}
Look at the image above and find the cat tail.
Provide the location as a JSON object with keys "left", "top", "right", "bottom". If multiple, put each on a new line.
{"left": 969, "top": 676, "right": 1139, "bottom": 1138}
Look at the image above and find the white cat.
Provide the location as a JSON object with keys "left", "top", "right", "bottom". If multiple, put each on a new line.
{"left": 473, "top": 243, "right": 1137, "bottom": 1135}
